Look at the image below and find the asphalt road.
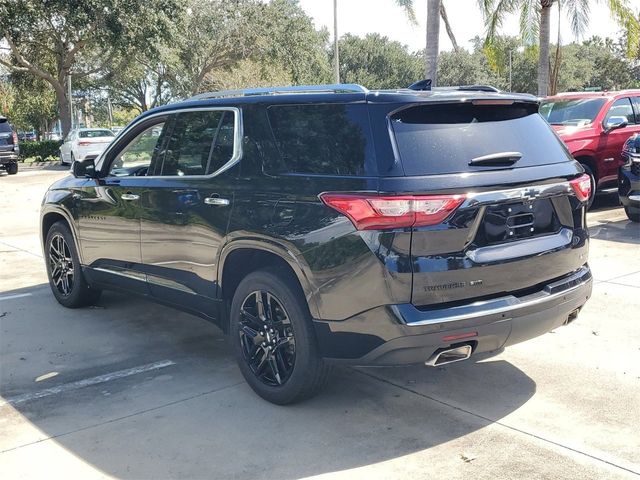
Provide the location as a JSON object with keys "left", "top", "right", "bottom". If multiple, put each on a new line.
{"left": 1, "top": 166, "right": 639, "bottom": 480}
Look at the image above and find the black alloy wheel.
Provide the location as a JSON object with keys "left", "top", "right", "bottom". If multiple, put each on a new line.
{"left": 49, "top": 233, "right": 75, "bottom": 297}
{"left": 238, "top": 290, "right": 296, "bottom": 386}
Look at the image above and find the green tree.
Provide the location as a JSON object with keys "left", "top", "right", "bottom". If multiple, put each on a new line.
{"left": 479, "top": 0, "right": 640, "bottom": 96}
{"left": 0, "top": 0, "right": 182, "bottom": 136}
{"left": 333, "top": 33, "right": 421, "bottom": 88}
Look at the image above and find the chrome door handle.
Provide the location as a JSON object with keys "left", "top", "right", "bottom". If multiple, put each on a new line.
{"left": 121, "top": 193, "right": 140, "bottom": 201}
{"left": 204, "top": 196, "right": 230, "bottom": 206}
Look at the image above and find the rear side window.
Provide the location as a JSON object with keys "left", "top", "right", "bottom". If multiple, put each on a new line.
{"left": 390, "top": 102, "right": 572, "bottom": 176}
{"left": 267, "top": 104, "right": 373, "bottom": 176}
{"left": 160, "top": 110, "right": 236, "bottom": 176}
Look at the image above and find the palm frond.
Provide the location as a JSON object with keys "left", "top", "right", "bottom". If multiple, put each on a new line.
{"left": 395, "top": 0, "right": 418, "bottom": 25}
{"left": 563, "top": 0, "right": 590, "bottom": 38}
{"left": 519, "top": 0, "right": 540, "bottom": 44}
{"left": 604, "top": 0, "right": 640, "bottom": 57}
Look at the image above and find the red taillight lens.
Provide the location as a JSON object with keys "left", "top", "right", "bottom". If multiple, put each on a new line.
{"left": 319, "top": 193, "right": 466, "bottom": 230}
{"left": 569, "top": 174, "right": 592, "bottom": 203}
{"left": 12, "top": 132, "right": 18, "bottom": 144}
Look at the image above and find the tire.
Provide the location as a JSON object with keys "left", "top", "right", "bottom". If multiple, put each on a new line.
{"left": 45, "top": 221, "right": 101, "bottom": 308}
{"left": 6, "top": 163, "right": 17, "bottom": 175}
{"left": 59, "top": 149, "right": 67, "bottom": 166}
{"left": 580, "top": 163, "right": 597, "bottom": 209}
{"left": 70, "top": 152, "right": 76, "bottom": 167}
{"left": 229, "top": 268, "right": 331, "bottom": 404}
{"left": 625, "top": 206, "right": 640, "bottom": 223}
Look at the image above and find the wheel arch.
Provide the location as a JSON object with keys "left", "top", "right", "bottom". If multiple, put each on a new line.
{"left": 218, "top": 241, "right": 320, "bottom": 330}
{"left": 41, "top": 206, "right": 83, "bottom": 263}
{"left": 574, "top": 154, "right": 598, "bottom": 182}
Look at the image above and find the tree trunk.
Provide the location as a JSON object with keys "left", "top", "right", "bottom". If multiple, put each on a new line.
{"left": 537, "top": 2, "right": 552, "bottom": 96}
{"left": 56, "top": 83, "right": 72, "bottom": 138}
{"left": 425, "top": 0, "right": 441, "bottom": 85}
{"left": 439, "top": 2, "right": 458, "bottom": 53}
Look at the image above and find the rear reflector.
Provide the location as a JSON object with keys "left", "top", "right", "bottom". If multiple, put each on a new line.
{"left": 442, "top": 331, "right": 478, "bottom": 342}
{"left": 319, "top": 193, "right": 465, "bottom": 230}
{"left": 78, "top": 141, "right": 93, "bottom": 146}
{"left": 569, "top": 174, "right": 592, "bottom": 203}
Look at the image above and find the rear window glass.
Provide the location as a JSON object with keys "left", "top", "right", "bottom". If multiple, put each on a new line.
{"left": 390, "top": 103, "right": 571, "bottom": 176}
{"left": 0, "top": 120, "right": 12, "bottom": 133}
{"left": 267, "top": 104, "right": 373, "bottom": 176}
{"left": 79, "top": 130, "right": 114, "bottom": 138}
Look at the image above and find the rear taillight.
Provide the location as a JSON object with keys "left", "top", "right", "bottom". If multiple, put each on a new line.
{"left": 569, "top": 174, "right": 592, "bottom": 203}
{"left": 12, "top": 132, "right": 18, "bottom": 144}
{"left": 319, "top": 193, "right": 466, "bottom": 230}
{"left": 78, "top": 141, "right": 92, "bottom": 146}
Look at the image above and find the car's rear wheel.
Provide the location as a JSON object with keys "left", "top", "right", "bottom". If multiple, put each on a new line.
{"left": 625, "top": 206, "right": 640, "bottom": 223}
{"left": 6, "top": 162, "right": 17, "bottom": 175}
{"left": 230, "top": 268, "right": 331, "bottom": 404}
{"left": 45, "top": 221, "right": 101, "bottom": 308}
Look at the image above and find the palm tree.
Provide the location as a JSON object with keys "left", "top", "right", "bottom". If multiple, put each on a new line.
{"left": 479, "top": 0, "right": 640, "bottom": 96}
{"left": 396, "top": 0, "right": 459, "bottom": 86}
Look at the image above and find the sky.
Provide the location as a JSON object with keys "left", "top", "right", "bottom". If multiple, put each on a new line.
{"left": 298, "top": 0, "right": 639, "bottom": 52}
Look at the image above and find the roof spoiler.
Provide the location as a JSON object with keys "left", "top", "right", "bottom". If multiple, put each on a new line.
{"left": 407, "top": 81, "right": 501, "bottom": 93}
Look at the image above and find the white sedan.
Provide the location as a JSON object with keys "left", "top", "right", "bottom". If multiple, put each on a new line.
{"left": 60, "top": 128, "right": 116, "bottom": 165}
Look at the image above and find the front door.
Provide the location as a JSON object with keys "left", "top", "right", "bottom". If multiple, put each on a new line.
{"left": 139, "top": 108, "right": 240, "bottom": 320}
{"left": 599, "top": 97, "right": 640, "bottom": 186}
{"left": 77, "top": 116, "right": 170, "bottom": 292}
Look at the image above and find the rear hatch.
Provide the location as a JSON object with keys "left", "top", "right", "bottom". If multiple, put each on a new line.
{"left": 384, "top": 99, "right": 590, "bottom": 307}
{"left": 0, "top": 118, "right": 17, "bottom": 155}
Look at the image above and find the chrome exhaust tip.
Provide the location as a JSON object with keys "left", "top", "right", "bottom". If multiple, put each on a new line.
{"left": 425, "top": 344, "right": 473, "bottom": 367}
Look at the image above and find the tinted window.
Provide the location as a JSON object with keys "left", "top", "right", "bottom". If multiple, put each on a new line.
{"left": 110, "top": 122, "right": 167, "bottom": 176}
{"left": 605, "top": 98, "right": 636, "bottom": 125}
{"left": 391, "top": 102, "right": 572, "bottom": 176}
{"left": 267, "top": 104, "right": 371, "bottom": 176}
{"left": 79, "top": 129, "right": 114, "bottom": 138}
{"left": 160, "top": 110, "right": 235, "bottom": 176}
{"left": 539, "top": 98, "right": 606, "bottom": 126}
{"left": 0, "top": 120, "right": 12, "bottom": 133}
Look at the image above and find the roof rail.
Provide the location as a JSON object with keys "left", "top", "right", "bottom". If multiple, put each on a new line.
{"left": 189, "top": 84, "right": 368, "bottom": 101}
{"left": 433, "top": 85, "right": 501, "bottom": 93}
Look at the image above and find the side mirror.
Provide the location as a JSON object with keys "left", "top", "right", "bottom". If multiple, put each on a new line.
{"left": 72, "top": 157, "right": 98, "bottom": 178}
{"left": 603, "top": 116, "right": 628, "bottom": 133}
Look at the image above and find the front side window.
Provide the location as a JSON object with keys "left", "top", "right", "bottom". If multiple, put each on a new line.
{"left": 605, "top": 98, "right": 636, "bottom": 125}
{"left": 159, "top": 110, "right": 236, "bottom": 176}
{"left": 109, "top": 122, "right": 166, "bottom": 177}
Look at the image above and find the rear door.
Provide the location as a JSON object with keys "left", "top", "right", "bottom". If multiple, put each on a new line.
{"left": 383, "top": 100, "right": 589, "bottom": 307}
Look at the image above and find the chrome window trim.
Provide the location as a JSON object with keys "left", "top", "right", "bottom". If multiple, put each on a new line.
{"left": 97, "top": 106, "right": 243, "bottom": 179}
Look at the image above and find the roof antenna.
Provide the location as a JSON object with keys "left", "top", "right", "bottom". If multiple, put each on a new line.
{"left": 408, "top": 79, "right": 432, "bottom": 91}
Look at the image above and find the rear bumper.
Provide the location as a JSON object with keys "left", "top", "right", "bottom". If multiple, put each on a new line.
{"left": 0, "top": 153, "right": 19, "bottom": 165}
{"left": 313, "top": 266, "right": 592, "bottom": 365}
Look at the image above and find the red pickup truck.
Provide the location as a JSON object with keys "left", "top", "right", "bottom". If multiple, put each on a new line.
{"left": 540, "top": 91, "right": 640, "bottom": 204}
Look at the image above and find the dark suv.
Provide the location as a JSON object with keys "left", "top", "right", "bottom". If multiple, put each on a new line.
{"left": 620, "top": 133, "right": 640, "bottom": 222}
{"left": 41, "top": 84, "right": 593, "bottom": 404}
{"left": 0, "top": 116, "right": 19, "bottom": 175}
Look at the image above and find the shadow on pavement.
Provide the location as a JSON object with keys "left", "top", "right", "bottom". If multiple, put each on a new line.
{"left": 1, "top": 283, "right": 536, "bottom": 479}
{"left": 589, "top": 218, "right": 640, "bottom": 245}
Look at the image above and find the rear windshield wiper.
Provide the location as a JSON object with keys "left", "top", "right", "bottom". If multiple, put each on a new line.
{"left": 469, "top": 152, "right": 522, "bottom": 166}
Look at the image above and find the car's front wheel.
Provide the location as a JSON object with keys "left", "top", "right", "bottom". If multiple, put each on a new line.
{"left": 6, "top": 162, "right": 18, "bottom": 175}
{"left": 45, "top": 221, "right": 101, "bottom": 308}
{"left": 230, "top": 268, "right": 331, "bottom": 404}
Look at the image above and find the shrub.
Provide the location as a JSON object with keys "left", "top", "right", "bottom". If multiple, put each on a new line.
{"left": 19, "top": 140, "right": 62, "bottom": 161}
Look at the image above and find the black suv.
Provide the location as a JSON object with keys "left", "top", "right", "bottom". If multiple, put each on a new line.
{"left": 620, "top": 133, "right": 640, "bottom": 222}
{"left": 41, "top": 84, "right": 593, "bottom": 404}
{"left": 0, "top": 116, "right": 19, "bottom": 175}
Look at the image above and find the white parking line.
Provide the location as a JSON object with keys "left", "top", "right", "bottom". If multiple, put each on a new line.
{"left": 0, "top": 293, "right": 33, "bottom": 302}
{"left": 0, "top": 360, "right": 176, "bottom": 407}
